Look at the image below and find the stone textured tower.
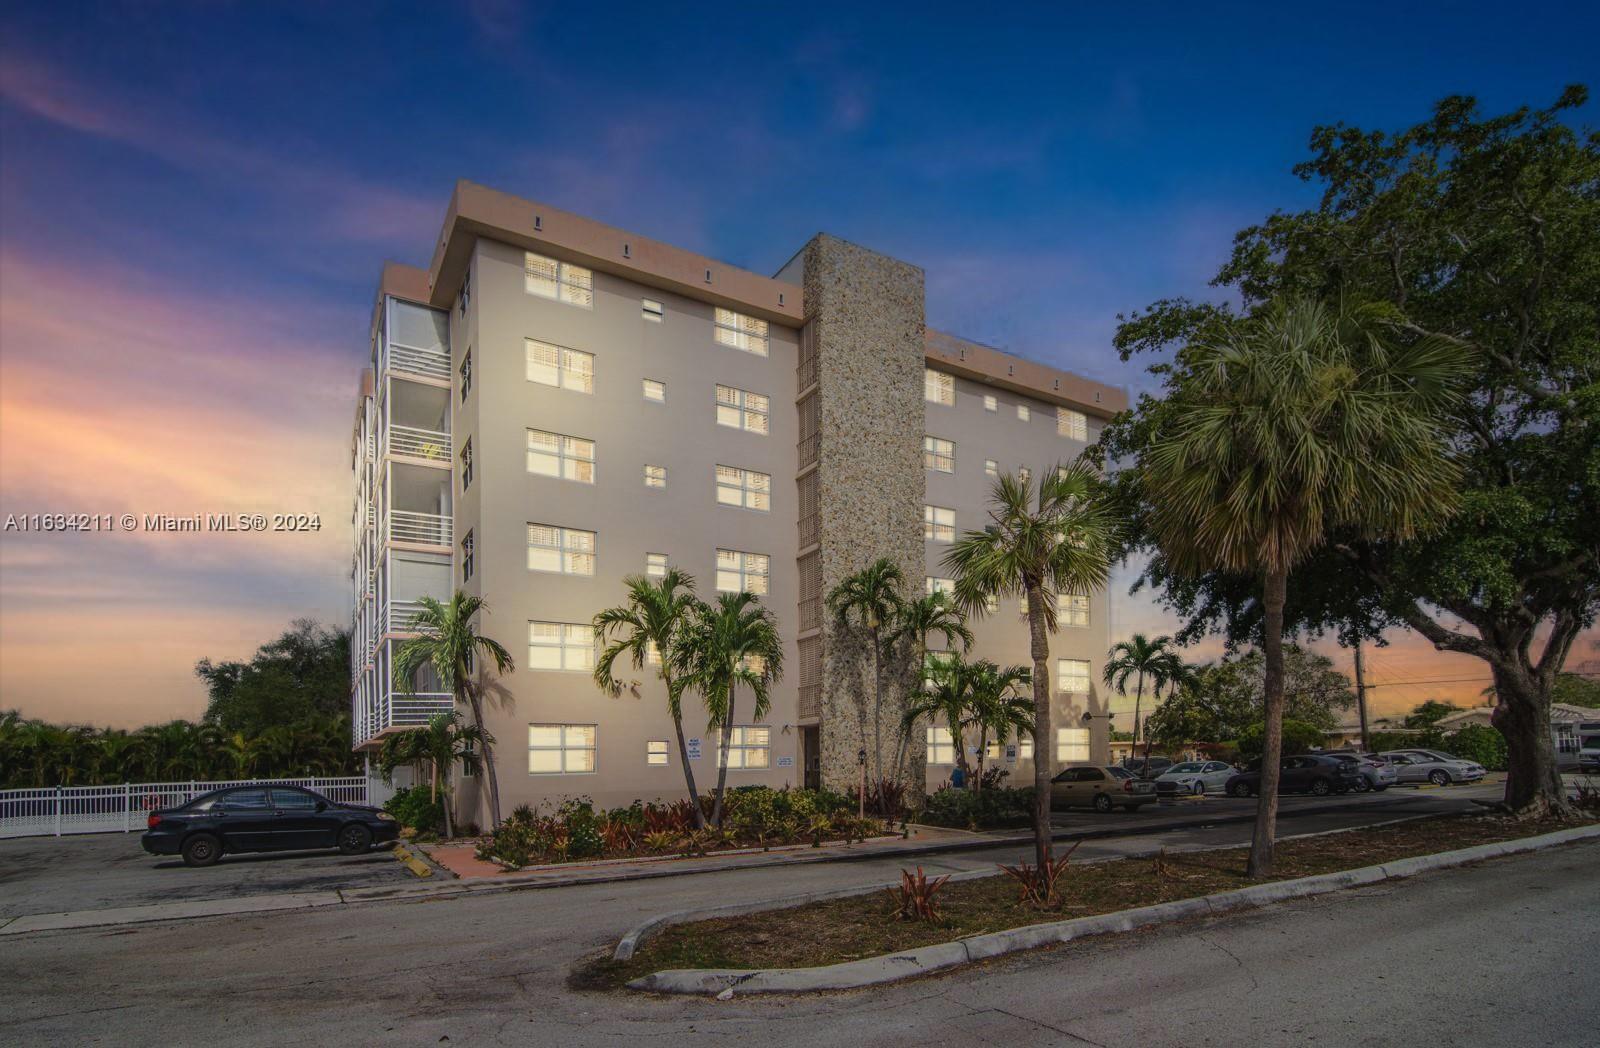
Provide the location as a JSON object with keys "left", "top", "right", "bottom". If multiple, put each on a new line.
{"left": 791, "top": 234, "right": 927, "bottom": 794}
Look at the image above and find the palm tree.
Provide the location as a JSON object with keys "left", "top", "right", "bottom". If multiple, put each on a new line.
{"left": 1103, "top": 634, "right": 1180, "bottom": 776}
{"left": 826, "top": 558, "right": 906, "bottom": 786}
{"left": 901, "top": 657, "right": 982, "bottom": 789}
{"left": 594, "top": 568, "right": 706, "bottom": 828}
{"left": 1142, "top": 653, "right": 1190, "bottom": 766}
{"left": 945, "top": 461, "right": 1116, "bottom": 875}
{"left": 1140, "top": 296, "right": 1468, "bottom": 876}
{"left": 885, "top": 592, "right": 973, "bottom": 792}
{"left": 673, "top": 592, "right": 784, "bottom": 827}
{"left": 394, "top": 593, "right": 515, "bottom": 829}
{"left": 377, "top": 712, "right": 490, "bottom": 838}
{"left": 966, "top": 661, "right": 1035, "bottom": 789}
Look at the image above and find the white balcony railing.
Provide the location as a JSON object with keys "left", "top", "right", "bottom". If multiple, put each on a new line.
{"left": 387, "top": 599, "right": 432, "bottom": 632}
{"left": 389, "top": 692, "right": 454, "bottom": 728}
{"left": 389, "top": 425, "right": 451, "bottom": 463}
{"left": 388, "top": 343, "right": 450, "bottom": 381}
{"left": 388, "top": 510, "right": 452, "bottom": 547}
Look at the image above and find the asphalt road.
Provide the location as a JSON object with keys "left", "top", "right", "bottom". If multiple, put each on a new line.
{"left": 7, "top": 785, "right": 1591, "bottom": 1047}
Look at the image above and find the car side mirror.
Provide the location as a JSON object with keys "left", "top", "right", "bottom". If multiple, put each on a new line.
{"left": 315, "top": 801, "right": 327, "bottom": 812}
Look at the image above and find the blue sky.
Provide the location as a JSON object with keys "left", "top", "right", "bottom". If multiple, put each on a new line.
{"left": 2, "top": 1, "right": 1595, "bottom": 725}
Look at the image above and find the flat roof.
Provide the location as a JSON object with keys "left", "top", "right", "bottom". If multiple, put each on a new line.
{"left": 926, "top": 330, "right": 1126, "bottom": 418}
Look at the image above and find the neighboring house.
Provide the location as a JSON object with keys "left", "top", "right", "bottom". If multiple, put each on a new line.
{"left": 1414, "top": 703, "right": 1600, "bottom": 769}
{"left": 349, "top": 181, "right": 1126, "bottom": 817}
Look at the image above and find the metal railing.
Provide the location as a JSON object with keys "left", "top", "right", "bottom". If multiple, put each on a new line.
{"left": 387, "top": 342, "right": 450, "bottom": 381}
{"left": 390, "top": 693, "right": 454, "bottom": 727}
{"left": 797, "top": 432, "right": 820, "bottom": 470}
{"left": 798, "top": 684, "right": 820, "bottom": 721}
{"left": 0, "top": 776, "right": 373, "bottom": 838}
{"left": 799, "top": 594, "right": 822, "bottom": 632}
{"left": 796, "top": 352, "right": 818, "bottom": 392}
{"left": 387, "top": 599, "right": 431, "bottom": 631}
{"left": 798, "top": 511, "right": 819, "bottom": 550}
{"left": 388, "top": 510, "right": 452, "bottom": 546}
{"left": 388, "top": 424, "right": 451, "bottom": 463}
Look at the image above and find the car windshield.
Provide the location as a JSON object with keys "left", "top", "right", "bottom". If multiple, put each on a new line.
{"left": 1106, "top": 767, "right": 1133, "bottom": 779}
{"left": 1168, "top": 763, "right": 1204, "bottom": 773}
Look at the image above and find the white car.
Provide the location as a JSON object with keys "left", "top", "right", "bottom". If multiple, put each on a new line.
{"left": 1380, "top": 749, "right": 1486, "bottom": 786}
{"left": 1154, "top": 760, "right": 1236, "bottom": 796}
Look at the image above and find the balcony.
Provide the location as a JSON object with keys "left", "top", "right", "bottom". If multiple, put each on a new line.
{"left": 388, "top": 424, "right": 451, "bottom": 464}
{"left": 388, "top": 343, "right": 450, "bottom": 381}
{"left": 388, "top": 510, "right": 452, "bottom": 547}
{"left": 798, "top": 432, "right": 819, "bottom": 470}
{"left": 387, "top": 599, "right": 432, "bottom": 632}
{"left": 798, "top": 511, "right": 819, "bottom": 550}
{"left": 390, "top": 692, "right": 454, "bottom": 727}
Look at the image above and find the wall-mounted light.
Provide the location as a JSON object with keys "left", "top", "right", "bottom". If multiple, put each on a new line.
{"left": 534, "top": 214, "right": 543, "bottom": 232}
{"left": 623, "top": 242, "right": 631, "bottom": 259}
{"left": 705, "top": 268, "right": 714, "bottom": 283}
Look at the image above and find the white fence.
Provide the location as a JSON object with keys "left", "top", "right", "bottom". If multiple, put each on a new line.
{"left": 0, "top": 776, "right": 374, "bottom": 839}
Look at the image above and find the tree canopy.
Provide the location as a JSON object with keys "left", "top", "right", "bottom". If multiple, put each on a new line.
{"left": 195, "top": 619, "right": 350, "bottom": 736}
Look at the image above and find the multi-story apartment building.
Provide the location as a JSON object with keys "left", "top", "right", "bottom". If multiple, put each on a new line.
{"left": 350, "top": 181, "right": 1127, "bottom": 820}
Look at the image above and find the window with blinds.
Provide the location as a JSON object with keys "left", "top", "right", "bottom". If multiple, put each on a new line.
{"left": 1057, "top": 407, "right": 1088, "bottom": 441}
{"left": 715, "top": 465, "right": 770, "bottom": 511}
{"left": 526, "top": 524, "right": 595, "bottom": 576}
{"left": 923, "top": 435, "right": 955, "bottom": 472}
{"left": 715, "top": 385, "right": 769, "bottom": 433}
{"left": 526, "top": 429, "right": 595, "bottom": 483}
{"left": 525, "top": 339, "right": 594, "bottom": 393}
{"left": 925, "top": 368, "right": 954, "bottom": 405}
{"left": 524, "top": 251, "right": 593, "bottom": 307}
{"left": 714, "top": 308, "right": 769, "bottom": 356}
{"left": 716, "top": 549, "right": 769, "bottom": 593}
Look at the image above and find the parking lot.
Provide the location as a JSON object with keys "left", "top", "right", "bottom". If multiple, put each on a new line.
{"left": 0, "top": 831, "right": 411, "bottom": 919}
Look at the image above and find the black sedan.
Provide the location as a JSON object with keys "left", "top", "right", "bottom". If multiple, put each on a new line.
{"left": 142, "top": 785, "right": 400, "bottom": 867}
{"left": 1224, "top": 754, "right": 1363, "bottom": 798}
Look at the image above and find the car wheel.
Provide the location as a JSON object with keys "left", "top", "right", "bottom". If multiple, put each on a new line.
{"left": 1192, "top": 781, "right": 1206, "bottom": 795}
{"left": 1352, "top": 777, "right": 1371, "bottom": 793}
{"left": 338, "top": 823, "right": 374, "bottom": 855}
{"left": 181, "top": 833, "right": 222, "bottom": 868}
{"left": 1428, "top": 770, "right": 1451, "bottom": 787}
{"left": 1229, "top": 781, "right": 1253, "bottom": 798}
{"left": 1310, "top": 778, "right": 1332, "bottom": 797}
{"left": 1093, "top": 794, "right": 1113, "bottom": 813}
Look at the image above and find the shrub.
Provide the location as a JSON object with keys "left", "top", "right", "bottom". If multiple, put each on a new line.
{"left": 383, "top": 787, "right": 445, "bottom": 835}
{"left": 1237, "top": 719, "right": 1325, "bottom": 761}
{"left": 919, "top": 785, "right": 1034, "bottom": 830}
{"left": 1445, "top": 724, "right": 1508, "bottom": 770}
{"left": 886, "top": 867, "right": 950, "bottom": 921}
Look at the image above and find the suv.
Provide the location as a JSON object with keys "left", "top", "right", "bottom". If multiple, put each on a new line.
{"left": 1121, "top": 755, "right": 1175, "bottom": 779}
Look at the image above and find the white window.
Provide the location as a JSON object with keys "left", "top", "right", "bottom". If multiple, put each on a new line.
{"left": 1056, "top": 727, "right": 1089, "bottom": 763}
{"left": 460, "top": 349, "right": 472, "bottom": 401}
{"left": 738, "top": 653, "right": 767, "bottom": 676}
{"left": 645, "top": 552, "right": 668, "bottom": 578}
{"left": 715, "top": 385, "right": 769, "bottom": 433}
{"left": 526, "top": 429, "right": 595, "bottom": 483}
{"left": 527, "top": 524, "right": 595, "bottom": 576}
{"left": 986, "top": 740, "right": 1003, "bottom": 760}
{"left": 1019, "top": 736, "right": 1035, "bottom": 760}
{"left": 642, "top": 299, "right": 664, "bottom": 322}
{"left": 524, "top": 252, "right": 593, "bottom": 307}
{"left": 460, "top": 530, "right": 474, "bottom": 583}
{"left": 715, "top": 465, "right": 771, "bottom": 511}
{"left": 1017, "top": 404, "right": 1031, "bottom": 422}
{"left": 645, "top": 639, "right": 662, "bottom": 666}
{"left": 644, "top": 464, "right": 667, "bottom": 489}
{"left": 1057, "top": 408, "right": 1087, "bottom": 441}
{"left": 527, "top": 623, "right": 594, "bottom": 672}
{"left": 459, "top": 438, "right": 473, "bottom": 490}
{"left": 985, "top": 459, "right": 998, "bottom": 477}
{"left": 924, "top": 435, "right": 955, "bottom": 473}
{"left": 643, "top": 378, "right": 666, "bottom": 402}
{"left": 1018, "top": 466, "right": 1032, "bottom": 484}
{"left": 926, "top": 725, "right": 955, "bottom": 765}
{"left": 983, "top": 393, "right": 997, "bottom": 412}
{"left": 1057, "top": 658, "right": 1091, "bottom": 694}
{"left": 925, "top": 576, "right": 954, "bottom": 596}
{"left": 718, "top": 726, "right": 771, "bottom": 769}
{"left": 525, "top": 338, "right": 593, "bottom": 393}
{"left": 646, "top": 739, "right": 670, "bottom": 766}
{"left": 925, "top": 368, "right": 954, "bottom": 405}
{"left": 1057, "top": 592, "right": 1090, "bottom": 628}
{"left": 528, "top": 723, "right": 596, "bottom": 773}
{"left": 923, "top": 649, "right": 958, "bottom": 682}
{"left": 924, "top": 505, "right": 955, "bottom": 543}
{"left": 714, "top": 307, "right": 769, "bottom": 356}
{"left": 983, "top": 594, "right": 999, "bottom": 614}
{"left": 716, "top": 549, "right": 769, "bottom": 593}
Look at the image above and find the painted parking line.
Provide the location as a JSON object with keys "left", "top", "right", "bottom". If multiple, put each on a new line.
{"left": 391, "top": 844, "right": 433, "bottom": 879}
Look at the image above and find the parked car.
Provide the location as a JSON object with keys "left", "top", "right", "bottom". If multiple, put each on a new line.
{"left": 1154, "top": 760, "right": 1236, "bottom": 796}
{"left": 1580, "top": 733, "right": 1600, "bottom": 774}
{"left": 1121, "top": 755, "right": 1175, "bottom": 779}
{"left": 1320, "top": 751, "right": 1397, "bottom": 792}
{"left": 1380, "top": 750, "right": 1486, "bottom": 786}
{"left": 1224, "top": 754, "right": 1362, "bottom": 798}
{"left": 141, "top": 785, "right": 400, "bottom": 867}
{"left": 1051, "top": 763, "right": 1157, "bottom": 812}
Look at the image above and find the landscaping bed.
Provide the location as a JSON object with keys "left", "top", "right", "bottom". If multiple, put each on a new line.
{"left": 578, "top": 813, "right": 1593, "bottom": 988}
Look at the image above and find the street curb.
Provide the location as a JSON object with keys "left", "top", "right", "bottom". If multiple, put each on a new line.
{"left": 392, "top": 844, "right": 434, "bottom": 879}
{"left": 623, "top": 822, "right": 1600, "bottom": 996}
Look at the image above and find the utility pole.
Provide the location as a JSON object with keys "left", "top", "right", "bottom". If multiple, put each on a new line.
{"left": 1354, "top": 638, "right": 1371, "bottom": 752}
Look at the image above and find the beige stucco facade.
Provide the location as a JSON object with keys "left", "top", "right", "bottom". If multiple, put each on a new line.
{"left": 350, "top": 181, "right": 1125, "bottom": 820}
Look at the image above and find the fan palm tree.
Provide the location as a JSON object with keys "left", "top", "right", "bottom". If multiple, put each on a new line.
{"left": 594, "top": 568, "right": 707, "bottom": 828}
{"left": 1103, "top": 634, "right": 1180, "bottom": 776}
{"left": 377, "top": 712, "right": 490, "bottom": 838}
{"left": 966, "top": 661, "right": 1035, "bottom": 790}
{"left": 1140, "top": 295, "right": 1469, "bottom": 876}
{"left": 945, "top": 461, "right": 1116, "bottom": 875}
{"left": 885, "top": 591, "right": 973, "bottom": 791}
{"left": 394, "top": 592, "right": 515, "bottom": 829}
{"left": 826, "top": 558, "right": 906, "bottom": 785}
{"left": 672, "top": 592, "right": 784, "bottom": 827}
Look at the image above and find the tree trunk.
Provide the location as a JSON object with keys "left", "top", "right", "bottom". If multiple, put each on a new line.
{"left": 1248, "top": 567, "right": 1289, "bottom": 878}
{"left": 464, "top": 686, "right": 502, "bottom": 831}
{"left": 1130, "top": 673, "right": 1145, "bottom": 774}
{"left": 668, "top": 679, "right": 707, "bottom": 829}
{"left": 1491, "top": 666, "right": 1573, "bottom": 817}
{"left": 974, "top": 726, "right": 989, "bottom": 791}
{"left": 870, "top": 625, "right": 883, "bottom": 786}
{"left": 1025, "top": 582, "right": 1053, "bottom": 873}
{"left": 710, "top": 689, "right": 737, "bottom": 827}
{"left": 1354, "top": 639, "right": 1371, "bottom": 753}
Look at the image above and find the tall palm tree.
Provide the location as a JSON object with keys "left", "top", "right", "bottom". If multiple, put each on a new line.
{"left": 1140, "top": 296, "right": 1469, "bottom": 876}
{"left": 965, "top": 661, "right": 1035, "bottom": 789}
{"left": 594, "top": 568, "right": 706, "bottom": 828}
{"left": 885, "top": 591, "right": 973, "bottom": 791}
{"left": 673, "top": 592, "right": 784, "bottom": 827}
{"left": 394, "top": 593, "right": 515, "bottom": 829}
{"left": 377, "top": 712, "right": 490, "bottom": 838}
{"left": 826, "top": 558, "right": 906, "bottom": 785}
{"left": 946, "top": 461, "right": 1116, "bottom": 875}
{"left": 1142, "top": 653, "right": 1190, "bottom": 767}
{"left": 1103, "top": 634, "right": 1180, "bottom": 775}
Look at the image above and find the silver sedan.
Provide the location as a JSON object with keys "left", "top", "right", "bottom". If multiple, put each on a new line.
{"left": 1154, "top": 760, "right": 1236, "bottom": 796}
